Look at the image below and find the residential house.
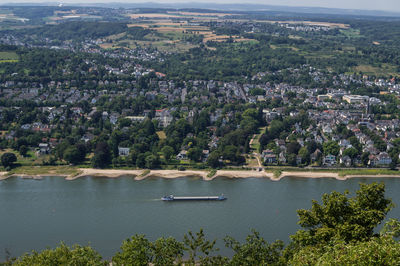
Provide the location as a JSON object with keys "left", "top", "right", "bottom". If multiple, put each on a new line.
{"left": 176, "top": 150, "right": 188, "bottom": 160}
{"left": 376, "top": 152, "right": 392, "bottom": 165}
{"left": 278, "top": 152, "right": 287, "bottom": 164}
{"left": 339, "top": 139, "right": 350, "bottom": 147}
{"left": 323, "top": 154, "right": 336, "bottom": 166}
{"left": 310, "top": 149, "right": 322, "bottom": 163}
{"left": 155, "top": 109, "right": 173, "bottom": 127}
{"left": 296, "top": 155, "right": 302, "bottom": 165}
{"left": 118, "top": 147, "right": 130, "bottom": 156}
{"left": 340, "top": 155, "right": 352, "bottom": 167}
{"left": 262, "top": 150, "right": 277, "bottom": 164}
{"left": 202, "top": 150, "right": 210, "bottom": 162}
{"left": 38, "top": 143, "right": 50, "bottom": 155}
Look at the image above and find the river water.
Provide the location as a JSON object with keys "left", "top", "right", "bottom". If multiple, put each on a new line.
{"left": 1, "top": 176, "right": 399, "bottom": 260}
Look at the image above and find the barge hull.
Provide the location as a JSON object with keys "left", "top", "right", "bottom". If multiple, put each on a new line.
{"left": 173, "top": 196, "right": 222, "bottom": 200}
{"left": 162, "top": 195, "right": 227, "bottom": 201}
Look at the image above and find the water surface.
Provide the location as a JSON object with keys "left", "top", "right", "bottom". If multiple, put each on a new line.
{"left": 1, "top": 176, "right": 399, "bottom": 259}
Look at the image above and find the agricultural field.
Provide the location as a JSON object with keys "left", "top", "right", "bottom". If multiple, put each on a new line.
{"left": 0, "top": 51, "right": 19, "bottom": 63}
{"left": 0, "top": 9, "right": 28, "bottom": 23}
{"left": 47, "top": 10, "right": 102, "bottom": 21}
{"left": 262, "top": 20, "right": 349, "bottom": 29}
{"left": 352, "top": 63, "right": 400, "bottom": 77}
{"left": 127, "top": 11, "right": 236, "bottom": 20}
{"left": 101, "top": 12, "right": 256, "bottom": 52}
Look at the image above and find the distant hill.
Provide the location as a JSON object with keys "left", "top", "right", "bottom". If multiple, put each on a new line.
{"left": 5, "top": 2, "right": 399, "bottom": 17}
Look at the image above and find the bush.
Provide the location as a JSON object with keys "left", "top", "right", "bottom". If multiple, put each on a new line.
{"left": 207, "top": 169, "right": 217, "bottom": 178}
{"left": 1, "top": 152, "right": 17, "bottom": 168}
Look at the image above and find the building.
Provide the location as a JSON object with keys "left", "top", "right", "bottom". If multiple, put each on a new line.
{"left": 340, "top": 155, "right": 352, "bottom": 167}
{"left": 310, "top": 149, "right": 322, "bottom": 163}
{"left": 176, "top": 150, "right": 188, "bottom": 160}
{"left": 323, "top": 154, "right": 336, "bottom": 166}
{"left": 126, "top": 116, "right": 146, "bottom": 123}
{"left": 342, "top": 95, "right": 369, "bottom": 104}
{"left": 155, "top": 109, "right": 173, "bottom": 127}
{"left": 118, "top": 147, "right": 130, "bottom": 156}
{"left": 262, "top": 150, "right": 277, "bottom": 164}
{"left": 317, "top": 95, "right": 329, "bottom": 101}
{"left": 38, "top": 143, "right": 50, "bottom": 155}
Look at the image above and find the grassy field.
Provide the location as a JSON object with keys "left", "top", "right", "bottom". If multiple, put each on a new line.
{"left": 6, "top": 165, "right": 80, "bottom": 176}
{"left": 352, "top": 64, "right": 400, "bottom": 77}
{"left": 340, "top": 28, "right": 361, "bottom": 38}
{"left": 156, "top": 131, "right": 167, "bottom": 139}
{"left": 250, "top": 126, "right": 266, "bottom": 153}
{"left": 0, "top": 51, "right": 19, "bottom": 63}
{"left": 337, "top": 169, "right": 400, "bottom": 177}
{"left": 264, "top": 167, "right": 400, "bottom": 177}
{"left": 270, "top": 44, "right": 299, "bottom": 51}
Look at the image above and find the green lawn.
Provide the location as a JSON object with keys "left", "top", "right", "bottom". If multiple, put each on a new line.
{"left": 6, "top": 165, "right": 80, "bottom": 176}
{"left": 250, "top": 126, "right": 266, "bottom": 153}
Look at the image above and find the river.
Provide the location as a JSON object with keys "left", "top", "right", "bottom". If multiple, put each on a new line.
{"left": 1, "top": 176, "right": 399, "bottom": 260}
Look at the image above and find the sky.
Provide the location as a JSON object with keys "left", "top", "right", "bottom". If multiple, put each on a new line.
{"left": 1, "top": 0, "right": 400, "bottom": 13}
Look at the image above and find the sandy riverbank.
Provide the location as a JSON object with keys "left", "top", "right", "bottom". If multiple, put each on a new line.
{"left": 2, "top": 168, "right": 400, "bottom": 181}
{"left": 71, "top": 168, "right": 274, "bottom": 181}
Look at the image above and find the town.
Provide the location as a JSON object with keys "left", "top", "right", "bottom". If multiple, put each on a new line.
{"left": 1, "top": 6, "right": 400, "bottom": 172}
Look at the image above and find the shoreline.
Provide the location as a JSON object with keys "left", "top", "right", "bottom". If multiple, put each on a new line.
{"left": 2, "top": 168, "right": 400, "bottom": 181}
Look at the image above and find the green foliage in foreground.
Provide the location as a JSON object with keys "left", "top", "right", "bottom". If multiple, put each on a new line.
{"left": 290, "top": 235, "right": 400, "bottom": 265}
{"left": 10, "top": 243, "right": 105, "bottom": 266}
{"left": 2, "top": 182, "right": 399, "bottom": 265}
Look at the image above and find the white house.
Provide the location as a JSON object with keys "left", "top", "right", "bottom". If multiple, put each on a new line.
{"left": 323, "top": 154, "right": 336, "bottom": 166}
{"left": 118, "top": 147, "right": 130, "bottom": 156}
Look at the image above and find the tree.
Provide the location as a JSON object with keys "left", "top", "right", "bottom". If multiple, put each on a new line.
{"left": 207, "top": 151, "right": 221, "bottom": 168}
{"left": 298, "top": 147, "right": 310, "bottom": 164}
{"left": 63, "top": 146, "right": 81, "bottom": 165}
{"left": 222, "top": 145, "right": 239, "bottom": 162}
{"left": 343, "top": 147, "right": 359, "bottom": 159}
{"left": 289, "top": 182, "right": 393, "bottom": 254}
{"left": 112, "top": 235, "right": 152, "bottom": 266}
{"left": 55, "top": 141, "right": 71, "bottom": 160}
{"left": 1, "top": 152, "right": 17, "bottom": 168}
{"left": 161, "top": 146, "right": 174, "bottom": 162}
{"left": 348, "top": 136, "right": 362, "bottom": 152}
{"left": 323, "top": 141, "right": 340, "bottom": 156}
{"left": 91, "top": 142, "right": 111, "bottom": 168}
{"left": 187, "top": 147, "right": 202, "bottom": 162}
{"left": 19, "top": 145, "right": 28, "bottom": 157}
{"left": 145, "top": 154, "right": 160, "bottom": 169}
{"left": 225, "top": 230, "right": 284, "bottom": 265}
{"left": 287, "top": 153, "right": 297, "bottom": 166}
{"left": 152, "top": 237, "right": 184, "bottom": 266}
{"left": 361, "top": 152, "right": 370, "bottom": 166}
{"left": 75, "top": 143, "right": 87, "bottom": 162}
{"left": 306, "top": 141, "right": 318, "bottom": 154}
{"left": 287, "top": 142, "right": 301, "bottom": 155}
{"left": 290, "top": 232, "right": 400, "bottom": 265}
{"left": 13, "top": 243, "right": 105, "bottom": 266}
{"left": 183, "top": 229, "right": 222, "bottom": 265}
{"left": 136, "top": 153, "right": 146, "bottom": 168}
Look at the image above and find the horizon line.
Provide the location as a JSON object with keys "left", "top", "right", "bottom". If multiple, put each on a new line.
{"left": 0, "top": 1, "right": 400, "bottom": 15}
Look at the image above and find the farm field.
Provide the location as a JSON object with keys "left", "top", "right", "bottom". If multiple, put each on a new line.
{"left": 101, "top": 12, "right": 256, "bottom": 51}
{"left": 0, "top": 51, "right": 19, "bottom": 63}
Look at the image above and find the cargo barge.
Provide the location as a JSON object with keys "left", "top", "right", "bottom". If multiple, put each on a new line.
{"left": 162, "top": 195, "right": 227, "bottom": 201}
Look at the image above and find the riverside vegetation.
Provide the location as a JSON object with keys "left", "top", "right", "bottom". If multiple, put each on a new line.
{"left": 2, "top": 182, "right": 400, "bottom": 265}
